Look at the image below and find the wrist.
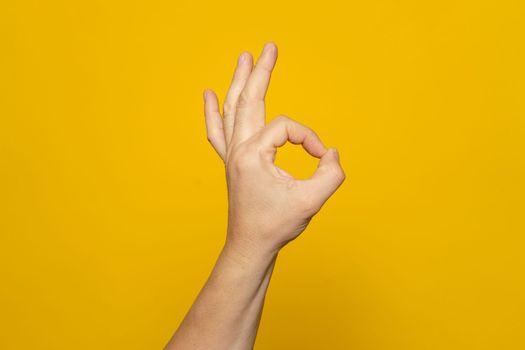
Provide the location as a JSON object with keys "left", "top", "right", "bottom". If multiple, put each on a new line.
{"left": 222, "top": 235, "right": 279, "bottom": 271}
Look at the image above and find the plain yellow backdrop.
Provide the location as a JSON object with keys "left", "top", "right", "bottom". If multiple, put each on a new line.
{"left": 2, "top": 0, "right": 524, "bottom": 349}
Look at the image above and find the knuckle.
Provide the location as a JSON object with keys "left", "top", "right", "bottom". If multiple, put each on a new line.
{"left": 237, "top": 90, "right": 252, "bottom": 108}
{"left": 304, "top": 126, "right": 315, "bottom": 139}
{"left": 297, "top": 194, "right": 321, "bottom": 215}
{"left": 227, "top": 145, "right": 256, "bottom": 174}
{"left": 206, "top": 130, "right": 222, "bottom": 144}
{"left": 223, "top": 100, "right": 235, "bottom": 115}
{"left": 260, "top": 63, "right": 273, "bottom": 73}
{"left": 274, "top": 115, "right": 289, "bottom": 124}
{"left": 332, "top": 165, "right": 346, "bottom": 183}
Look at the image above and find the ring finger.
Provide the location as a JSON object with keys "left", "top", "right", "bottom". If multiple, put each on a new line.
{"left": 223, "top": 52, "right": 253, "bottom": 148}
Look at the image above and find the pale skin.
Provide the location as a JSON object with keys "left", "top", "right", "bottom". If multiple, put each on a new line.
{"left": 165, "top": 42, "right": 345, "bottom": 350}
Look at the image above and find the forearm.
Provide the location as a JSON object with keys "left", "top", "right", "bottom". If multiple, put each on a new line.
{"left": 165, "top": 240, "right": 278, "bottom": 350}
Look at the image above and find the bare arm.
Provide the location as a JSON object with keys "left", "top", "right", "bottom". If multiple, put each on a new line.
{"left": 165, "top": 42, "right": 345, "bottom": 350}
{"left": 166, "top": 241, "right": 277, "bottom": 349}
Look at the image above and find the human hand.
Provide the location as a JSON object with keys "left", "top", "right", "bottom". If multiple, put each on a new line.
{"left": 203, "top": 42, "right": 345, "bottom": 256}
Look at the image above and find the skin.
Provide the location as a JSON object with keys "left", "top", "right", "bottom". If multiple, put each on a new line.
{"left": 165, "top": 42, "right": 345, "bottom": 350}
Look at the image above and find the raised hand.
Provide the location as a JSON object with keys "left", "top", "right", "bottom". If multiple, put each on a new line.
{"left": 167, "top": 42, "right": 346, "bottom": 350}
{"left": 203, "top": 42, "right": 346, "bottom": 255}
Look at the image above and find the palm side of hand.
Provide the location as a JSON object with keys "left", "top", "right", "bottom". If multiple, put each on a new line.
{"left": 203, "top": 42, "right": 345, "bottom": 253}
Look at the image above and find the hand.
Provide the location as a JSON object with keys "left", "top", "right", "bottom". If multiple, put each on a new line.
{"left": 203, "top": 42, "right": 346, "bottom": 256}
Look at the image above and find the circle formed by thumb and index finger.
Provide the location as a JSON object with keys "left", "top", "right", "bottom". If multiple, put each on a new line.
{"left": 258, "top": 115, "right": 327, "bottom": 161}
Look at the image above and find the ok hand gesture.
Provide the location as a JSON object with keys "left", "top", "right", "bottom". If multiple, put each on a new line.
{"left": 203, "top": 42, "right": 346, "bottom": 255}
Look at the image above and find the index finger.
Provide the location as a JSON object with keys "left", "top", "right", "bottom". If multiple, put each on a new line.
{"left": 257, "top": 115, "right": 327, "bottom": 162}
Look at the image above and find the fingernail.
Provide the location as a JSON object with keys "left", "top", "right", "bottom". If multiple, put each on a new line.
{"left": 263, "top": 42, "right": 275, "bottom": 54}
{"left": 203, "top": 89, "right": 208, "bottom": 101}
{"left": 332, "top": 148, "right": 340, "bottom": 161}
{"left": 238, "top": 52, "right": 246, "bottom": 63}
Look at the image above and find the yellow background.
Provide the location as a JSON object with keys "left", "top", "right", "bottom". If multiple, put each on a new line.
{"left": 2, "top": 1, "right": 524, "bottom": 349}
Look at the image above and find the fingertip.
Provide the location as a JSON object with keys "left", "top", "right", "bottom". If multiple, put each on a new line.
{"left": 312, "top": 138, "right": 328, "bottom": 158}
{"left": 322, "top": 147, "right": 336, "bottom": 158}
{"left": 319, "top": 148, "right": 342, "bottom": 170}
{"left": 328, "top": 148, "right": 346, "bottom": 183}
{"left": 206, "top": 89, "right": 219, "bottom": 101}
{"left": 331, "top": 147, "right": 340, "bottom": 161}
{"left": 204, "top": 89, "right": 221, "bottom": 114}
{"left": 262, "top": 41, "right": 278, "bottom": 57}
{"left": 238, "top": 51, "right": 253, "bottom": 64}
{"left": 238, "top": 52, "right": 246, "bottom": 63}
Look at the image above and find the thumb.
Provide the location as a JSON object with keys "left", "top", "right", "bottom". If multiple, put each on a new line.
{"left": 303, "top": 148, "right": 346, "bottom": 205}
